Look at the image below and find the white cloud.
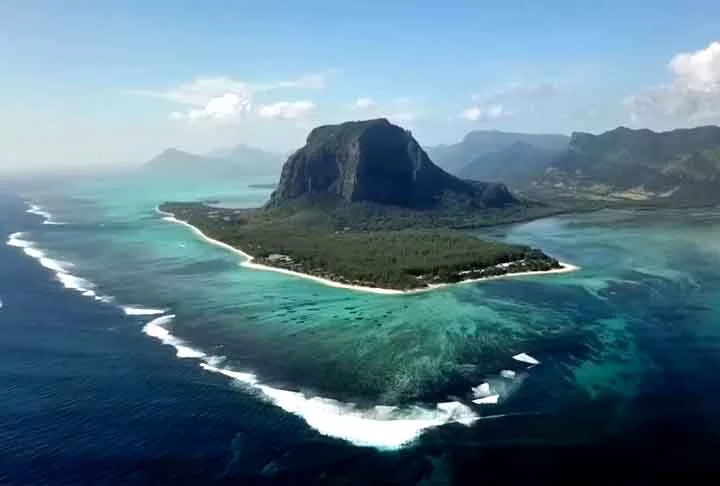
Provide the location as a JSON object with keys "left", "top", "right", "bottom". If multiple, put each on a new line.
{"left": 126, "top": 77, "right": 249, "bottom": 105}
{"left": 186, "top": 92, "right": 252, "bottom": 121}
{"left": 460, "top": 103, "right": 511, "bottom": 122}
{"left": 624, "top": 41, "right": 720, "bottom": 124}
{"left": 254, "top": 72, "right": 331, "bottom": 91}
{"left": 126, "top": 72, "right": 328, "bottom": 123}
{"left": 670, "top": 41, "right": 720, "bottom": 89}
{"left": 256, "top": 100, "right": 315, "bottom": 120}
{"left": 464, "top": 82, "right": 554, "bottom": 122}
{"left": 347, "top": 96, "right": 419, "bottom": 126}
{"left": 353, "top": 97, "right": 377, "bottom": 109}
{"left": 126, "top": 77, "right": 252, "bottom": 122}
{"left": 461, "top": 106, "right": 483, "bottom": 121}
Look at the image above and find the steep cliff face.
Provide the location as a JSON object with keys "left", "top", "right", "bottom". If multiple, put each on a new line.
{"left": 268, "top": 119, "right": 517, "bottom": 209}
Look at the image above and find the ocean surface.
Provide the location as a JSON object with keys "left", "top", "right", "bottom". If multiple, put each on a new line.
{"left": 3, "top": 170, "right": 720, "bottom": 484}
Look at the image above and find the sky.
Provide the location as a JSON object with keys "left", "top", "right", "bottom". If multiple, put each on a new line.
{"left": 1, "top": 0, "right": 719, "bottom": 171}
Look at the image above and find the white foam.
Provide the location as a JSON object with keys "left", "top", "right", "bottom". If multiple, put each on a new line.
{"left": 500, "top": 369, "right": 517, "bottom": 379}
{"left": 199, "top": 362, "right": 258, "bottom": 385}
{"left": 26, "top": 203, "right": 66, "bottom": 225}
{"left": 9, "top": 232, "right": 70, "bottom": 273}
{"left": 27, "top": 204, "right": 52, "bottom": 220}
{"left": 205, "top": 355, "right": 227, "bottom": 367}
{"left": 56, "top": 272, "right": 93, "bottom": 293}
{"left": 250, "top": 385, "right": 476, "bottom": 448}
{"left": 123, "top": 306, "right": 167, "bottom": 316}
{"left": 7, "top": 232, "right": 31, "bottom": 248}
{"left": 472, "top": 382, "right": 491, "bottom": 398}
{"left": 39, "top": 256, "right": 71, "bottom": 274}
{"left": 472, "top": 394, "right": 500, "bottom": 405}
{"left": 143, "top": 314, "right": 482, "bottom": 449}
{"left": 512, "top": 353, "right": 540, "bottom": 365}
{"left": 6, "top": 230, "right": 114, "bottom": 303}
{"left": 142, "top": 315, "right": 208, "bottom": 360}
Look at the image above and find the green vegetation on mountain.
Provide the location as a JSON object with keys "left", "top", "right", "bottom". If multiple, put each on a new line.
{"left": 525, "top": 125, "right": 720, "bottom": 206}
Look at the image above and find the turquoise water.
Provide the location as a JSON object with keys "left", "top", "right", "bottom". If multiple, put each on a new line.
{"left": 11, "top": 171, "right": 720, "bottom": 454}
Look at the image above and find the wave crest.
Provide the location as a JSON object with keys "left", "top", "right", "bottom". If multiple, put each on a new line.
{"left": 141, "top": 314, "right": 513, "bottom": 449}
{"left": 6, "top": 231, "right": 111, "bottom": 303}
{"left": 26, "top": 203, "right": 66, "bottom": 225}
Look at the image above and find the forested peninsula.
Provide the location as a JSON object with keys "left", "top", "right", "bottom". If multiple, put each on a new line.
{"left": 160, "top": 119, "right": 572, "bottom": 292}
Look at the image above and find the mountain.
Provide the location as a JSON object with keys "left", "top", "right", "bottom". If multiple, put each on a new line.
{"left": 144, "top": 145, "right": 282, "bottom": 177}
{"left": 528, "top": 125, "right": 720, "bottom": 206}
{"left": 144, "top": 148, "right": 212, "bottom": 171}
{"left": 268, "top": 118, "right": 517, "bottom": 210}
{"left": 206, "top": 144, "right": 283, "bottom": 174}
{"left": 459, "top": 141, "right": 563, "bottom": 182}
{"left": 427, "top": 130, "right": 570, "bottom": 175}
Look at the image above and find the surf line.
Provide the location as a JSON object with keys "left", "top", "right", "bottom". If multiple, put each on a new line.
{"left": 141, "top": 313, "right": 484, "bottom": 449}
{"left": 5, "top": 231, "right": 113, "bottom": 303}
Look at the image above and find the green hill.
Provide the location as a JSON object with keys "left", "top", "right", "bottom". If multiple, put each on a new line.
{"left": 527, "top": 125, "right": 720, "bottom": 206}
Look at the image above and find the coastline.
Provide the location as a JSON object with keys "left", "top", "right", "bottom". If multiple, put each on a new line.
{"left": 156, "top": 207, "right": 580, "bottom": 295}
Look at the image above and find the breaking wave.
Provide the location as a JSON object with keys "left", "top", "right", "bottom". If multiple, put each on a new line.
{"left": 122, "top": 306, "right": 167, "bottom": 316}
{"left": 140, "top": 313, "right": 540, "bottom": 449}
{"left": 6, "top": 231, "right": 112, "bottom": 303}
{"left": 26, "top": 203, "right": 66, "bottom": 225}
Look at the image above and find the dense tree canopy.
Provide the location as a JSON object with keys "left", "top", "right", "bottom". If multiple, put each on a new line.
{"left": 161, "top": 202, "right": 561, "bottom": 290}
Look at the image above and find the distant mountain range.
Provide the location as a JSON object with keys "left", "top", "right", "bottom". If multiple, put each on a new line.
{"left": 458, "top": 141, "right": 563, "bottom": 182}
{"left": 143, "top": 144, "right": 282, "bottom": 177}
{"left": 145, "top": 123, "right": 720, "bottom": 208}
{"left": 427, "top": 125, "right": 720, "bottom": 207}
{"left": 426, "top": 130, "right": 570, "bottom": 176}
{"left": 525, "top": 125, "right": 720, "bottom": 206}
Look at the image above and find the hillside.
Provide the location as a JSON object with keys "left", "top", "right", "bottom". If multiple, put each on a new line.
{"left": 459, "top": 141, "right": 563, "bottom": 182}
{"left": 527, "top": 125, "right": 720, "bottom": 206}
{"left": 427, "top": 130, "right": 570, "bottom": 175}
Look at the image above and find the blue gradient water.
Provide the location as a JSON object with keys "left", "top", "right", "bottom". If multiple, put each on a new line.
{"left": 3, "top": 172, "right": 720, "bottom": 484}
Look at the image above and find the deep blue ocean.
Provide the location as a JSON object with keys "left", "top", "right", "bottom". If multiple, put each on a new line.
{"left": 3, "top": 172, "right": 720, "bottom": 485}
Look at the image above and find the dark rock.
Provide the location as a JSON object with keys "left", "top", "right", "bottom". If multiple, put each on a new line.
{"left": 268, "top": 118, "right": 517, "bottom": 210}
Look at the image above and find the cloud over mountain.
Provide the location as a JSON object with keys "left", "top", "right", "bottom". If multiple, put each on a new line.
{"left": 624, "top": 41, "right": 720, "bottom": 125}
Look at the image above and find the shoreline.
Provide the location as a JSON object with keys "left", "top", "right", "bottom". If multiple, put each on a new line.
{"left": 156, "top": 207, "right": 580, "bottom": 295}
